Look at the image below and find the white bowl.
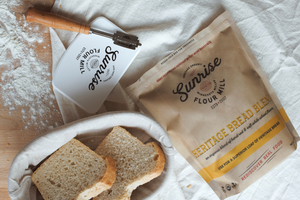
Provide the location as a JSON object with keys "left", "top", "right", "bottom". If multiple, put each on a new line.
{"left": 8, "top": 111, "right": 174, "bottom": 200}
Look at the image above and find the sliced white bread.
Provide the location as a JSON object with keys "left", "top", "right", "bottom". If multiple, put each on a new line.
{"left": 93, "top": 126, "right": 165, "bottom": 200}
{"left": 31, "top": 138, "right": 117, "bottom": 200}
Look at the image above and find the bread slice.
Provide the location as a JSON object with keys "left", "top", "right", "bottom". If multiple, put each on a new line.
{"left": 31, "top": 138, "right": 117, "bottom": 200}
{"left": 93, "top": 126, "right": 165, "bottom": 200}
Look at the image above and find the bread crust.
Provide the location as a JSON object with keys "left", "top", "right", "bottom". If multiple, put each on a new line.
{"left": 103, "top": 157, "right": 117, "bottom": 186}
{"left": 78, "top": 157, "right": 117, "bottom": 199}
{"left": 147, "top": 142, "right": 166, "bottom": 179}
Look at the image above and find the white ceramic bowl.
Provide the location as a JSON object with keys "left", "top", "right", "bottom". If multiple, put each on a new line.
{"left": 8, "top": 111, "right": 174, "bottom": 200}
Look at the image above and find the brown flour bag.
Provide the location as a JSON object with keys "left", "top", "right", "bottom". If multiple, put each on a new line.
{"left": 126, "top": 11, "right": 299, "bottom": 199}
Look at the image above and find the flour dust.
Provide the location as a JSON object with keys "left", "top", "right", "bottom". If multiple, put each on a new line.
{"left": 0, "top": 0, "right": 63, "bottom": 132}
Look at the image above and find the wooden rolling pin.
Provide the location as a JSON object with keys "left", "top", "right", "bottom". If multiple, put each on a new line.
{"left": 26, "top": 7, "right": 141, "bottom": 50}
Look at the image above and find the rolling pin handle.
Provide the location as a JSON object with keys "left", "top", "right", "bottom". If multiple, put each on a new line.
{"left": 25, "top": 7, "right": 90, "bottom": 34}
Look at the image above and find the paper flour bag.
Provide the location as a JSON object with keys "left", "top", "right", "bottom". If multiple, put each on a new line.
{"left": 126, "top": 11, "right": 299, "bottom": 199}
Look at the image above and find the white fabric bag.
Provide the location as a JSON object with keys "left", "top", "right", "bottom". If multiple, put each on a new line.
{"left": 7, "top": 112, "right": 174, "bottom": 200}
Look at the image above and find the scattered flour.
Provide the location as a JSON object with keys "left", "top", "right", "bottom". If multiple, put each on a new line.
{"left": 0, "top": 0, "right": 63, "bottom": 132}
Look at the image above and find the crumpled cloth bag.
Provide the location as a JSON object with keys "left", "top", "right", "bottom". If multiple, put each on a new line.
{"left": 7, "top": 112, "right": 174, "bottom": 200}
